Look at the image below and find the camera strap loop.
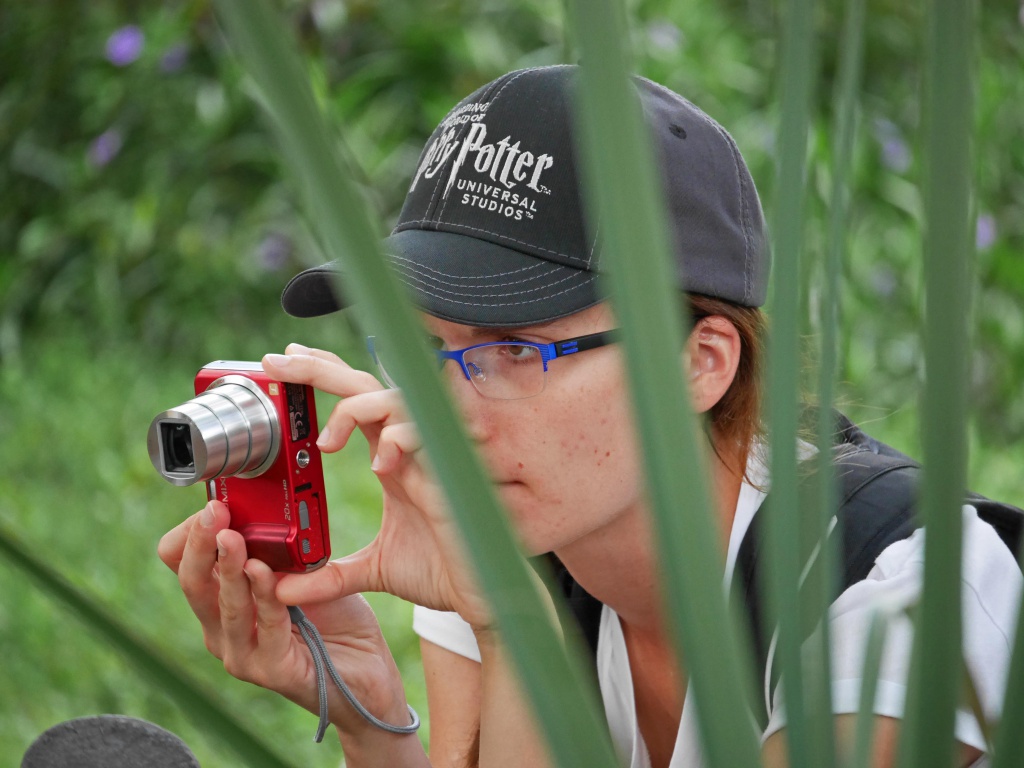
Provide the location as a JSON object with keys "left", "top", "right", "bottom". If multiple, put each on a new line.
{"left": 287, "top": 606, "right": 421, "bottom": 742}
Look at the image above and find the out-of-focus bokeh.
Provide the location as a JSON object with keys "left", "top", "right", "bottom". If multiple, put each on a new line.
{"left": 1, "top": 0, "right": 1021, "bottom": 764}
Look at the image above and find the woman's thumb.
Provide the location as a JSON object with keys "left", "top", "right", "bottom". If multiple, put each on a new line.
{"left": 275, "top": 544, "right": 380, "bottom": 605}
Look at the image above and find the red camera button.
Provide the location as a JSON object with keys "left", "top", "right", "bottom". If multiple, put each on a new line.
{"left": 297, "top": 495, "right": 325, "bottom": 565}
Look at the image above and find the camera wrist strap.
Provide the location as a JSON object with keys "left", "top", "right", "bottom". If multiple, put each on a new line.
{"left": 287, "top": 606, "right": 421, "bottom": 743}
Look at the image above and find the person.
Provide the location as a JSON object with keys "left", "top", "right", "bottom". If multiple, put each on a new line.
{"left": 157, "top": 65, "right": 1019, "bottom": 768}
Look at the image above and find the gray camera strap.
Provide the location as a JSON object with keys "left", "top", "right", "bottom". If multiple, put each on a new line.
{"left": 287, "top": 606, "right": 421, "bottom": 742}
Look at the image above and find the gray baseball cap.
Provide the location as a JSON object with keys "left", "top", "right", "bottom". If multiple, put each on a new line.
{"left": 282, "top": 64, "right": 770, "bottom": 326}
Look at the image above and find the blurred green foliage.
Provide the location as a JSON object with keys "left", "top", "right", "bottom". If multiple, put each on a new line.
{"left": 0, "top": 0, "right": 1022, "bottom": 763}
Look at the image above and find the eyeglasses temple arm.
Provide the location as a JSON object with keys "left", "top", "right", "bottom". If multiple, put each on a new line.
{"left": 551, "top": 330, "right": 619, "bottom": 359}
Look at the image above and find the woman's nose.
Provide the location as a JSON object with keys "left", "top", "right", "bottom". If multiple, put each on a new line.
{"left": 442, "top": 365, "right": 492, "bottom": 443}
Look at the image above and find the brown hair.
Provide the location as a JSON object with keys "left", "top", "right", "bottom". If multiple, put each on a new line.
{"left": 686, "top": 293, "right": 767, "bottom": 484}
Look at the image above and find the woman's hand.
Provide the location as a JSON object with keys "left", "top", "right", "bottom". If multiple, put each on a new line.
{"left": 261, "top": 343, "right": 493, "bottom": 632}
{"left": 157, "top": 501, "right": 411, "bottom": 735}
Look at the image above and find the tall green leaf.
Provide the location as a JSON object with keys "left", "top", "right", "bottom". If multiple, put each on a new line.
{"left": 850, "top": 611, "right": 890, "bottom": 768}
{"left": 898, "top": 0, "right": 974, "bottom": 765}
{"left": 990, "top": 560, "right": 1024, "bottom": 767}
{"left": 566, "top": 1, "right": 762, "bottom": 767}
{"left": 766, "top": 0, "right": 818, "bottom": 765}
{"left": 210, "top": 2, "right": 618, "bottom": 766}
{"left": 810, "top": 1, "right": 867, "bottom": 766}
{"left": 0, "top": 520, "right": 297, "bottom": 768}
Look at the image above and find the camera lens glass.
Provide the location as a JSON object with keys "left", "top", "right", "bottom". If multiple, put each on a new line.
{"left": 161, "top": 423, "right": 195, "bottom": 473}
{"left": 147, "top": 375, "right": 280, "bottom": 487}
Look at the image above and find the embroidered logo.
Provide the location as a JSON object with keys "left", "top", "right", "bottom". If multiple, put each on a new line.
{"left": 410, "top": 102, "right": 554, "bottom": 221}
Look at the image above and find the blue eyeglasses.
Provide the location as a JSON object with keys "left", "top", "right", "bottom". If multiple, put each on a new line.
{"left": 367, "top": 331, "right": 619, "bottom": 400}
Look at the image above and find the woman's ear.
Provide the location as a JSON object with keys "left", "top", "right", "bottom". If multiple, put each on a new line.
{"left": 684, "top": 317, "right": 742, "bottom": 413}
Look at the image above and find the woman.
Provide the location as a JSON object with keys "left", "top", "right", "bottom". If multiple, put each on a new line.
{"left": 158, "top": 66, "right": 1015, "bottom": 767}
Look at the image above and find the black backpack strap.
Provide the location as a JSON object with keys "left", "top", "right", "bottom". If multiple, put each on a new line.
{"left": 734, "top": 414, "right": 923, "bottom": 728}
{"left": 541, "top": 554, "right": 603, "bottom": 662}
{"left": 834, "top": 453, "right": 920, "bottom": 584}
{"left": 969, "top": 494, "right": 1024, "bottom": 555}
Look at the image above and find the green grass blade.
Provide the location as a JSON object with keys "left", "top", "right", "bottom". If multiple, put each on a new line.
{"left": 897, "top": 0, "right": 975, "bottom": 766}
{"left": 990, "top": 573, "right": 1024, "bottom": 767}
{"left": 566, "top": 1, "right": 762, "bottom": 767}
{"left": 211, "top": 2, "right": 618, "bottom": 766}
{"left": 849, "top": 610, "right": 889, "bottom": 768}
{"left": 961, "top": 659, "right": 994, "bottom": 754}
{"left": 0, "top": 520, "right": 297, "bottom": 768}
{"left": 766, "top": 0, "right": 818, "bottom": 765}
{"left": 812, "top": 1, "right": 867, "bottom": 766}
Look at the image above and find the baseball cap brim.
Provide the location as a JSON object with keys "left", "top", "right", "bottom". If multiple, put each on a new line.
{"left": 281, "top": 229, "right": 603, "bottom": 327}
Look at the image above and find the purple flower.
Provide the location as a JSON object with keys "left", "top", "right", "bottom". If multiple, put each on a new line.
{"left": 881, "top": 138, "right": 911, "bottom": 173}
{"left": 87, "top": 129, "right": 124, "bottom": 167}
{"left": 873, "top": 117, "right": 912, "bottom": 174}
{"left": 159, "top": 42, "right": 189, "bottom": 73}
{"left": 106, "top": 25, "right": 144, "bottom": 67}
{"left": 256, "top": 233, "right": 293, "bottom": 271}
{"left": 976, "top": 213, "right": 997, "bottom": 251}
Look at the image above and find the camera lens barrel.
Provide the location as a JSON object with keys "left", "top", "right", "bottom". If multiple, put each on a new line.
{"left": 147, "top": 376, "right": 281, "bottom": 487}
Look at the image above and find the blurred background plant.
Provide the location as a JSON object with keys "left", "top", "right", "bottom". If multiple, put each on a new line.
{"left": 0, "top": 0, "right": 1021, "bottom": 764}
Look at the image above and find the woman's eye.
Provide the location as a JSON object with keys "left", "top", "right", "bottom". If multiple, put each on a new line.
{"left": 505, "top": 344, "right": 537, "bottom": 360}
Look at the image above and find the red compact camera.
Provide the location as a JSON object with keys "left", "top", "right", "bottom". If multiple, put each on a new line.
{"left": 147, "top": 361, "right": 330, "bottom": 573}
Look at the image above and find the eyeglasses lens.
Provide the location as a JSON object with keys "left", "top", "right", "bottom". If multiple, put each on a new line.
{"left": 462, "top": 344, "right": 545, "bottom": 400}
{"left": 371, "top": 339, "right": 547, "bottom": 400}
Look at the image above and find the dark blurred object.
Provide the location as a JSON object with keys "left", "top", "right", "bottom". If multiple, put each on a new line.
{"left": 22, "top": 715, "right": 199, "bottom": 768}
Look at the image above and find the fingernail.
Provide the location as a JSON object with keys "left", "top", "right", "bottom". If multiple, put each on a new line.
{"left": 316, "top": 426, "right": 331, "bottom": 448}
{"left": 287, "top": 343, "right": 311, "bottom": 355}
{"left": 216, "top": 533, "right": 227, "bottom": 559}
{"left": 198, "top": 504, "right": 215, "bottom": 527}
{"left": 370, "top": 453, "right": 382, "bottom": 472}
{"left": 264, "top": 353, "right": 291, "bottom": 367}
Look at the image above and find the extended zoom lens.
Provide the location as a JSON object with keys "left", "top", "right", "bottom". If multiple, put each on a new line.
{"left": 147, "top": 376, "right": 281, "bottom": 487}
{"left": 161, "top": 423, "right": 195, "bottom": 473}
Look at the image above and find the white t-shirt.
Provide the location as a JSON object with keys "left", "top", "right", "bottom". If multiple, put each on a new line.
{"left": 412, "top": 459, "right": 1020, "bottom": 767}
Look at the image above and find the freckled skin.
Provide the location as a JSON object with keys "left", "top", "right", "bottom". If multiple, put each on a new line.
{"left": 423, "top": 304, "right": 645, "bottom": 556}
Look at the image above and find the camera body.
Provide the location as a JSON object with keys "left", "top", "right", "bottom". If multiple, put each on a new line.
{"left": 147, "top": 362, "right": 330, "bottom": 573}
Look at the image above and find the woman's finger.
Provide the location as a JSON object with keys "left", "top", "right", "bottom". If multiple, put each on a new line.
{"left": 275, "top": 543, "right": 381, "bottom": 606}
{"left": 243, "top": 558, "right": 293, "bottom": 661}
{"left": 216, "top": 528, "right": 257, "bottom": 659}
{"left": 284, "top": 343, "right": 344, "bottom": 365}
{"left": 176, "top": 501, "right": 230, "bottom": 628}
{"left": 373, "top": 422, "right": 424, "bottom": 475}
{"left": 157, "top": 512, "right": 199, "bottom": 575}
{"left": 318, "top": 389, "right": 413, "bottom": 454}
{"left": 261, "top": 350, "right": 382, "bottom": 399}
